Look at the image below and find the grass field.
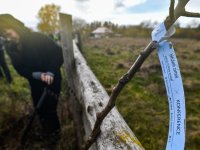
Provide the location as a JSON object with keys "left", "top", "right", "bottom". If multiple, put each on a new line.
{"left": 83, "top": 37, "right": 200, "bottom": 150}
{"left": 0, "top": 36, "right": 199, "bottom": 149}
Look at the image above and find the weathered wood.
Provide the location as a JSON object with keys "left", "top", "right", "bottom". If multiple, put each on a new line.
{"left": 59, "top": 13, "right": 84, "bottom": 149}
{"left": 59, "top": 13, "right": 75, "bottom": 87}
{"left": 73, "top": 41, "right": 144, "bottom": 150}
{"left": 60, "top": 12, "right": 144, "bottom": 150}
{"left": 75, "top": 32, "right": 83, "bottom": 54}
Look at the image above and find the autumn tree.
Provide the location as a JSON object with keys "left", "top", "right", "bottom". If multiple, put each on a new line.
{"left": 37, "top": 4, "right": 60, "bottom": 34}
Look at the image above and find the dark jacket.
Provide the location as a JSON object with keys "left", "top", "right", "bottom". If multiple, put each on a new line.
{"left": 5, "top": 31, "right": 63, "bottom": 89}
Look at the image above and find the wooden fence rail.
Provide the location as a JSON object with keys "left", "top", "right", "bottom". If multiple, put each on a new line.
{"left": 59, "top": 13, "right": 144, "bottom": 150}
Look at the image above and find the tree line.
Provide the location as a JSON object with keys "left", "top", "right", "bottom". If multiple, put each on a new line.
{"left": 37, "top": 4, "right": 200, "bottom": 40}
{"left": 73, "top": 19, "right": 200, "bottom": 40}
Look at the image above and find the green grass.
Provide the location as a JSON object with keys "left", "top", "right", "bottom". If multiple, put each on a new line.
{"left": 0, "top": 37, "right": 199, "bottom": 149}
{"left": 83, "top": 37, "right": 200, "bottom": 150}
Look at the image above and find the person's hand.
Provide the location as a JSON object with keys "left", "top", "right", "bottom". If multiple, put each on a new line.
{"left": 41, "top": 73, "right": 54, "bottom": 85}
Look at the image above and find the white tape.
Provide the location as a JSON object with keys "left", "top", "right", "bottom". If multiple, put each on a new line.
{"left": 152, "top": 22, "right": 176, "bottom": 42}
{"left": 152, "top": 23, "right": 186, "bottom": 150}
{"left": 158, "top": 41, "right": 186, "bottom": 150}
{"left": 152, "top": 22, "right": 166, "bottom": 42}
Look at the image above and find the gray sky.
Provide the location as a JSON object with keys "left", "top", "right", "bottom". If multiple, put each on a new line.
{"left": 0, "top": 0, "right": 199, "bottom": 30}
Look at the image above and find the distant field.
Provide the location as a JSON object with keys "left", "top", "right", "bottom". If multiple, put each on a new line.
{"left": 83, "top": 37, "right": 200, "bottom": 150}
{"left": 0, "top": 36, "right": 199, "bottom": 149}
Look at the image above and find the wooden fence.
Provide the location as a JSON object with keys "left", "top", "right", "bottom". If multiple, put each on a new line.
{"left": 59, "top": 13, "right": 144, "bottom": 150}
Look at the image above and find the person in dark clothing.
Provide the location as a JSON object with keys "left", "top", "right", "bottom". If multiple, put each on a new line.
{"left": 0, "top": 37, "right": 12, "bottom": 83}
{"left": 0, "top": 14, "right": 63, "bottom": 147}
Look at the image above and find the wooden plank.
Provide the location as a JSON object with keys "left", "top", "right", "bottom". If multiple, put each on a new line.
{"left": 75, "top": 32, "right": 83, "bottom": 54}
{"left": 59, "top": 13, "right": 84, "bottom": 149}
{"left": 59, "top": 12, "right": 144, "bottom": 150}
{"left": 59, "top": 13, "right": 75, "bottom": 87}
{"left": 73, "top": 41, "right": 144, "bottom": 150}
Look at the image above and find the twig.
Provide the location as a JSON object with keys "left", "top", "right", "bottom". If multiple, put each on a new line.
{"left": 169, "top": 0, "right": 175, "bottom": 22}
{"left": 82, "top": 0, "right": 200, "bottom": 149}
{"left": 182, "top": 11, "right": 200, "bottom": 17}
{"left": 81, "top": 41, "right": 157, "bottom": 150}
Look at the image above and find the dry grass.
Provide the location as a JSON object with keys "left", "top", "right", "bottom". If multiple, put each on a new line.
{"left": 0, "top": 67, "right": 77, "bottom": 150}
{"left": 84, "top": 37, "right": 200, "bottom": 150}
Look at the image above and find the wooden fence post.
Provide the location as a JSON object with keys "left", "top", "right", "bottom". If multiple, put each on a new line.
{"left": 59, "top": 13, "right": 84, "bottom": 149}
{"left": 75, "top": 32, "right": 83, "bottom": 54}
{"left": 59, "top": 12, "right": 144, "bottom": 150}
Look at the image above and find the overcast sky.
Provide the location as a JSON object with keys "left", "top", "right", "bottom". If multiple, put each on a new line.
{"left": 0, "top": 0, "right": 199, "bottom": 30}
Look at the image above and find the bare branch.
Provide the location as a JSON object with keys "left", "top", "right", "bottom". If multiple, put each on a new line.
{"left": 165, "top": 0, "right": 190, "bottom": 28}
{"left": 169, "top": 0, "right": 175, "bottom": 22}
{"left": 174, "top": 0, "right": 189, "bottom": 19}
{"left": 182, "top": 11, "right": 200, "bottom": 18}
{"left": 81, "top": 41, "right": 157, "bottom": 150}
